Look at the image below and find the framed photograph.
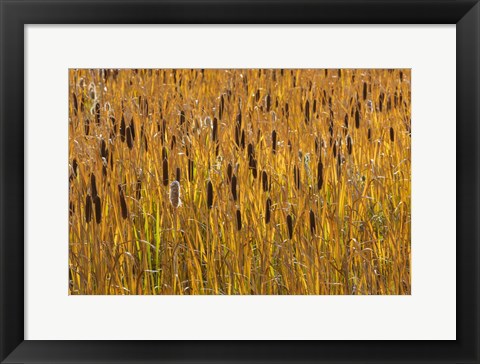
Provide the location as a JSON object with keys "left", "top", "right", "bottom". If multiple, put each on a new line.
{"left": 1, "top": 0, "right": 478, "bottom": 363}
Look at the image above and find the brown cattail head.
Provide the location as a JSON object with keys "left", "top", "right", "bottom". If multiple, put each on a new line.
{"left": 162, "top": 159, "right": 169, "bottom": 186}
{"left": 262, "top": 170, "right": 269, "bottom": 192}
{"left": 118, "top": 184, "right": 128, "bottom": 219}
{"left": 169, "top": 180, "right": 181, "bottom": 208}
{"left": 176, "top": 167, "right": 181, "bottom": 182}
{"left": 390, "top": 127, "right": 395, "bottom": 142}
{"left": 265, "top": 198, "right": 271, "bottom": 224}
{"left": 179, "top": 110, "right": 185, "bottom": 126}
{"left": 355, "top": 109, "right": 360, "bottom": 129}
{"left": 120, "top": 115, "right": 126, "bottom": 142}
{"left": 90, "top": 173, "right": 98, "bottom": 199}
{"left": 293, "top": 165, "right": 300, "bottom": 190}
{"left": 309, "top": 209, "right": 316, "bottom": 234}
{"left": 368, "top": 128, "right": 372, "bottom": 141}
{"left": 272, "top": 130, "right": 277, "bottom": 154}
{"left": 207, "top": 181, "right": 213, "bottom": 209}
{"left": 305, "top": 100, "right": 310, "bottom": 124}
{"left": 100, "top": 139, "right": 107, "bottom": 159}
{"left": 126, "top": 126, "right": 133, "bottom": 149}
{"left": 94, "top": 195, "right": 102, "bottom": 224}
{"left": 286, "top": 214, "right": 293, "bottom": 240}
{"left": 231, "top": 175, "right": 238, "bottom": 201}
{"left": 72, "top": 159, "right": 78, "bottom": 178}
{"left": 188, "top": 159, "right": 194, "bottom": 181}
{"left": 212, "top": 117, "right": 218, "bottom": 142}
{"left": 227, "top": 163, "right": 233, "bottom": 183}
{"left": 317, "top": 161, "right": 324, "bottom": 190}
{"left": 85, "top": 194, "right": 92, "bottom": 223}
{"left": 236, "top": 209, "right": 242, "bottom": 231}
{"left": 347, "top": 135, "right": 352, "bottom": 155}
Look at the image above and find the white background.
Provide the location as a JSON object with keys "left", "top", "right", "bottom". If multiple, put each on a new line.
{"left": 25, "top": 25, "right": 456, "bottom": 340}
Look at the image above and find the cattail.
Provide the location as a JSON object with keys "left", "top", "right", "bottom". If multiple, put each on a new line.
{"left": 176, "top": 167, "right": 181, "bottom": 182}
{"left": 236, "top": 209, "right": 242, "bottom": 231}
{"left": 286, "top": 215, "right": 293, "bottom": 240}
{"left": 179, "top": 110, "right": 185, "bottom": 126}
{"left": 255, "top": 89, "right": 260, "bottom": 102}
{"left": 72, "top": 93, "right": 78, "bottom": 115}
{"left": 313, "top": 99, "right": 317, "bottom": 114}
{"left": 227, "top": 163, "right": 233, "bottom": 183}
{"left": 169, "top": 180, "right": 181, "bottom": 208}
{"left": 94, "top": 196, "right": 102, "bottom": 224}
{"left": 231, "top": 174, "right": 238, "bottom": 201}
{"left": 205, "top": 181, "right": 213, "bottom": 209}
{"left": 120, "top": 115, "right": 126, "bottom": 142}
{"left": 363, "top": 82, "right": 367, "bottom": 100}
{"left": 90, "top": 173, "right": 98, "bottom": 199}
{"left": 171, "top": 135, "right": 176, "bottom": 150}
{"left": 272, "top": 130, "right": 277, "bottom": 154}
{"left": 94, "top": 102, "right": 101, "bottom": 125}
{"left": 368, "top": 128, "right": 372, "bottom": 141}
{"left": 188, "top": 159, "right": 194, "bottom": 181}
{"left": 118, "top": 185, "right": 128, "bottom": 219}
{"left": 355, "top": 109, "right": 360, "bottom": 129}
{"left": 317, "top": 161, "right": 324, "bottom": 190}
{"left": 126, "top": 126, "right": 133, "bottom": 149}
{"left": 240, "top": 130, "right": 245, "bottom": 149}
{"left": 347, "top": 135, "right": 353, "bottom": 155}
{"left": 262, "top": 170, "right": 269, "bottom": 192}
{"left": 247, "top": 143, "right": 254, "bottom": 161}
{"left": 212, "top": 117, "right": 218, "bottom": 142}
{"left": 266, "top": 94, "right": 271, "bottom": 112}
{"left": 309, "top": 209, "right": 316, "bottom": 234}
{"left": 265, "top": 198, "right": 271, "bottom": 224}
{"left": 305, "top": 100, "right": 310, "bottom": 124}
{"left": 85, "top": 194, "right": 92, "bottom": 223}
{"left": 332, "top": 142, "right": 337, "bottom": 158}
{"left": 249, "top": 158, "right": 257, "bottom": 179}
{"left": 100, "top": 139, "right": 107, "bottom": 159}
{"left": 72, "top": 159, "right": 78, "bottom": 178}
{"left": 162, "top": 159, "right": 169, "bottom": 186}
{"left": 293, "top": 166, "right": 300, "bottom": 189}
{"left": 390, "top": 127, "right": 395, "bottom": 142}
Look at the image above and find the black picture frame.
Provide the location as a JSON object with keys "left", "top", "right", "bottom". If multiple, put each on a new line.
{"left": 1, "top": 0, "right": 478, "bottom": 363}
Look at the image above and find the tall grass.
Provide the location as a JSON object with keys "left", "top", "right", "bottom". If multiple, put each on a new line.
{"left": 69, "top": 69, "right": 411, "bottom": 295}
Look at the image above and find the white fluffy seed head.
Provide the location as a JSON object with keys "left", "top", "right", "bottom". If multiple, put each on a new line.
{"left": 169, "top": 180, "right": 181, "bottom": 208}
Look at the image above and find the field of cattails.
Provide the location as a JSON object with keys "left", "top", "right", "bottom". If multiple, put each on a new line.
{"left": 69, "top": 69, "right": 411, "bottom": 295}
